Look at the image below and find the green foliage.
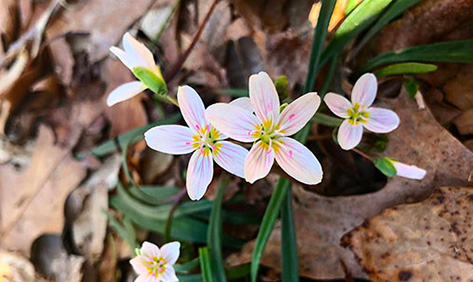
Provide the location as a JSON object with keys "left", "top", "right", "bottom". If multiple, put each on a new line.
{"left": 207, "top": 180, "right": 227, "bottom": 282}
{"left": 374, "top": 62, "right": 437, "bottom": 77}
{"left": 361, "top": 39, "right": 473, "bottom": 72}
{"left": 281, "top": 186, "right": 299, "bottom": 282}
{"left": 275, "top": 75, "right": 290, "bottom": 101}
{"left": 103, "top": 211, "right": 136, "bottom": 255}
{"left": 403, "top": 77, "right": 420, "bottom": 99}
{"left": 132, "top": 66, "right": 168, "bottom": 96}
{"left": 312, "top": 113, "right": 343, "bottom": 127}
{"left": 373, "top": 157, "right": 397, "bottom": 177}
{"left": 216, "top": 88, "right": 248, "bottom": 97}
{"left": 198, "top": 247, "right": 213, "bottom": 282}
{"left": 174, "top": 258, "right": 200, "bottom": 274}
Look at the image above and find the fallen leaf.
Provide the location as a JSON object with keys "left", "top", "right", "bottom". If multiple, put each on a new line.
{"left": 341, "top": 187, "right": 473, "bottom": 281}
{"left": 227, "top": 93, "right": 473, "bottom": 279}
{"left": 454, "top": 108, "right": 473, "bottom": 135}
{"left": 0, "top": 251, "right": 37, "bottom": 282}
{"left": 0, "top": 126, "right": 87, "bottom": 255}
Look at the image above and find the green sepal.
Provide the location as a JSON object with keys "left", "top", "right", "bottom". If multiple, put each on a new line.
{"left": 132, "top": 67, "right": 168, "bottom": 96}
{"left": 274, "top": 75, "right": 289, "bottom": 101}
{"left": 279, "top": 103, "right": 289, "bottom": 112}
{"left": 373, "top": 157, "right": 397, "bottom": 177}
{"left": 135, "top": 247, "right": 141, "bottom": 256}
{"left": 403, "top": 77, "right": 420, "bottom": 99}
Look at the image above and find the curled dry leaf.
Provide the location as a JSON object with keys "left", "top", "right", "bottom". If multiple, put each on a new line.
{"left": 0, "top": 251, "right": 37, "bottom": 282}
{"left": 226, "top": 93, "right": 473, "bottom": 279}
{"left": 341, "top": 187, "right": 473, "bottom": 281}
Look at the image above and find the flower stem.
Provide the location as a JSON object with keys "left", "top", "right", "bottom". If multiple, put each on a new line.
{"left": 164, "top": 0, "right": 219, "bottom": 82}
{"left": 352, "top": 148, "right": 373, "bottom": 161}
{"left": 163, "top": 188, "right": 187, "bottom": 242}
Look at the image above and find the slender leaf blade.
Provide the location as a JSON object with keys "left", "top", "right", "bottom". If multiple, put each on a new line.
{"left": 207, "top": 180, "right": 227, "bottom": 282}
{"left": 281, "top": 186, "right": 299, "bottom": 282}
{"left": 374, "top": 62, "right": 437, "bottom": 76}
{"left": 199, "top": 247, "right": 213, "bottom": 282}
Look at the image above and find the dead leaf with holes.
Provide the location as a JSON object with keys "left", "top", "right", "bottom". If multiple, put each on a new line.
{"left": 341, "top": 187, "right": 473, "bottom": 281}
{"left": 226, "top": 93, "right": 473, "bottom": 280}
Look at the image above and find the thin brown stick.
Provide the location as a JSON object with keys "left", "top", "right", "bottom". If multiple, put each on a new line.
{"left": 163, "top": 188, "right": 187, "bottom": 242}
{"left": 352, "top": 148, "right": 373, "bottom": 161}
{"left": 164, "top": 0, "right": 219, "bottom": 82}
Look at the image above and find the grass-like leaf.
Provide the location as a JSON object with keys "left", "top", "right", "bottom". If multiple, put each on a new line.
{"left": 207, "top": 180, "right": 228, "bottom": 282}
{"left": 199, "top": 247, "right": 213, "bottom": 282}
{"left": 281, "top": 186, "right": 299, "bottom": 282}
{"left": 361, "top": 39, "right": 473, "bottom": 72}
{"left": 374, "top": 62, "right": 437, "bottom": 76}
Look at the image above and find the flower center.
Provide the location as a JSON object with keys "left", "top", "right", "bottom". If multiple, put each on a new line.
{"left": 145, "top": 257, "right": 167, "bottom": 277}
{"left": 252, "top": 122, "right": 284, "bottom": 149}
{"left": 187, "top": 124, "right": 222, "bottom": 155}
{"left": 346, "top": 103, "right": 370, "bottom": 125}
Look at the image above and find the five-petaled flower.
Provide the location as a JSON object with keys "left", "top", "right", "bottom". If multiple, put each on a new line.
{"left": 107, "top": 32, "right": 167, "bottom": 106}
{"left": 324, "top": 73, "right": 400, "bottom": 150}
{"left": 130, "top": 241, "right": 180, "bottom": 282}
{"left": 206, "top": 72, "right": 323, "bottom": 185}
{"left": 144, "top": 86, "right": 248, "bottom": 200}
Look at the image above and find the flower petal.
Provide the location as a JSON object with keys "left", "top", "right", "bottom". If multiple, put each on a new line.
{"left": 338, "top": 119, "right": 363, "bottom": 150}
{"left": 324, "top": 93, "right": 352, "bottom": 118}
{"left": 277, "top": 92, "right": 321, "bottom": 136}
{"left": 135, "top": 274, "right": 157, "bottom": 282}
{"left": 110, "top": 46, "right": 135, "bottom": 70}
{"left": 160, "top": 242, "right": 180, "bottom": 265}
{"left": 177, "top": 86, "right": 208, "bottom": 133}
{"left": 187, "top": 150, "right": 213, "bottom": 200}
{"left": 144, "top": 125, "right": 195, "bottom": 155}
{"left": 244, "top": 141, "right": 274, "bottom": 184}
{"left": 249, "top": 72, "right": 280, "bottom": 126}
{"left": 141, "top": 241, "right": 160, "bottom": 258}
{"left": 351, "top": 73, "right": 377, "bottom": 107}
{"left": 161, "top": 266, "right": 179, "bottom": 282}
{"left": 363, "top": 107, "right": 400, "bottom": 133}
{"left": 274, "top": 137, "right": 322, "bottom": 185}
{"left": 130, "top": 256, "right": 147, "bottom": 275}
{"left": 206, "top": 103, "right": 260, "bottom": 143}
{"left": 213, "top": 141, "right": 248, "bottom": 178}
{"left": 122, "top": 32, "right": 155, "bottom": 70}
{"left": 230, "top": 97, "right": 253, "bottom": 113}
{"left": 393, "top": 161, "right": 426, "bottom": 180}
{"left": 106, "top": 81, "right": 147, "bottom": 106}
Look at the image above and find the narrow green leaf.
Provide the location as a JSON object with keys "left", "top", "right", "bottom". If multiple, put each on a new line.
{"left": 354, "top": 0, "right": 423, "bottom": 56}
{"left": 345, "top": 0, "right": 359, "bottom": 15}
{"left": 281, "top": 186, "right": 299, "bottom": 282}
{"left": 128, "top": 186, "right": 180, "bottom": 205}
{"left": 319, "top": 54, "right": 339, "bottom": 97}
{"left": 312, "top": 113, "right": 343, "bottom": 127}
{"left": 199, "top": 247, "right": 213, "bottom": 282}
{"left": 226, "top": 263, "right": 250, "bottom": 280}
{"left": 77, "top": 113, "right": 181, "bottom": 158}
{"left": 361, "top": 39, "right": 473, "bottom": 72}
{"left": 207, "top": 180, "right": 228, "bottom": 282}
{"left": 174, "top": 258, "right": 200, "bottom": 274}
{"left": 216, "top": 88, "right": 248, "bottom": 97}
{"left": 373, "top": 157, "right": 397, "bottom": 177}
{"left": 403, "top": 77, "right": 420, "bottom": 99}
{"left": 374, "top": 62, "right": 437, "bottom": 77}
{"left": 304, "top": 0, "right": 337, "bottom": 93}
{"left": 103, "top": 210, "right": 136, "bottom": 254}
{"left": 319, "top": 0, "right": 394, "bottom": 72}
{"left": 177, "top": 274, "right": 203, "bottom": 282}
{"left": 251, "top": 178, "right": 291, "bottom": 282}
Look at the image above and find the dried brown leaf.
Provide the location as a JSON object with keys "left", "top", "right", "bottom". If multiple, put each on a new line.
{"left": 342, "top": 187, "right": 473, "bottom": 281}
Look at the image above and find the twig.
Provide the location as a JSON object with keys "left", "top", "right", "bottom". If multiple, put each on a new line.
{"left": 163, "top": 188, "right": 187, "bottom": 242}
{"left": 164, "top": 0, "right": 219, "bottom": 82}
{"left": 352, "top": 148, "right": 373, "bottom": 161}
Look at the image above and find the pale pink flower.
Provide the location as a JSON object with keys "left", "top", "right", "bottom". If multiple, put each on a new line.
{"left": 107, "top": 33, "right": 166, "bottom": 106}
{"left": 130, "top": 241, "right": 180, "bottom": 282}
{"left": 392, "top": 160, "right": 426, "bottom": 180}
{"left": 144, "top": 86, "right": 248, "bottom": 200}
{"left": 324, "top": 73, "right": 400, "bottom": 150}
{"left": 206, "top": 72, "right": 323, "bottom": 185}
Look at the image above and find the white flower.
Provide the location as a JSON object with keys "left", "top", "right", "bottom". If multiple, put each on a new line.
{"left": 107, "top": 32, "right": 166, "bottom": 106}
{"left": 392, "top": 160, "right": 426, "bottom": 180}
{"left": 144, "top": 86, "right": 248, "bottom": 200}
{"left": 206, "top": 72, "right": 323, "bottom": 185}
{"left": 130, "top": 241, "right": 180, "bottom": 282}
{"left": 324, "top": 73, "right": 400, "bottom": 150}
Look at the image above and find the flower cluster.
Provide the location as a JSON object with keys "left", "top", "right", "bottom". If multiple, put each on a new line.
{"left": 130, "top": 241, "right": 180, "bottom": 282}
{"left": 107, "top": 34, "right": 427, "bottom": 203}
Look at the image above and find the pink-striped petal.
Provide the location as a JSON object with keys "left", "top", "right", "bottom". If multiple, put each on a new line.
{"left": 351, "top": 73, "right": 377, "bottom": 107}
{"left": 338, "top": 119, "right": 363, "bottom": 150}
{"left": 160, "top": 242, "right": 180, "bottom": 265}
{"left": 122, "top": 32, "right": 155, "bottom": 70}
{"left": 324, "top": 93, "right": 352, "bottom": 118}
{"left": 161, "top": 266, "right": 178, "bottom": 282}
{"left": 141, "top": 242, "right": 160, "bottom": 258}
{"left": 249, "top": 72, "right": 280, "bottom": 127}
{"left": 135, "top": 274, "right": 157, "bottom": 282}
{"left": 276, "top": 92, "right": 320, "bottom": 136}
{"left": 186, "top": 150, "right": 213, "bottom": 200}
{"left": 106, "top": 81, "right": 147, "bottom": 106}
{"left": 363, "top": 107, "right": 400, "bottom": 133}
{"left": 130, "top": 256, "right": 147, "bottom": 275}
{"left": 244, "top": 141, "right": 275, "bottom": 184}
{"left": 274, "top": 137, "right": 322, "bottom": 185}
{"left": 144, "top": 125, "right": 195, "bottom": 155}
{"left": 177, "top": 86, "right": 208, "bottom": 133}
{"left": 392, "top": 161, "right": 426, "bottom": 180}
{"left": 206, "top": 103, "right": 260, "bottom": 143}
{"left": 230, "top": 97, "right": 253, "bottom": 113}
{"left": 213, "top": 141, "right": 248, "bottom": 178}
